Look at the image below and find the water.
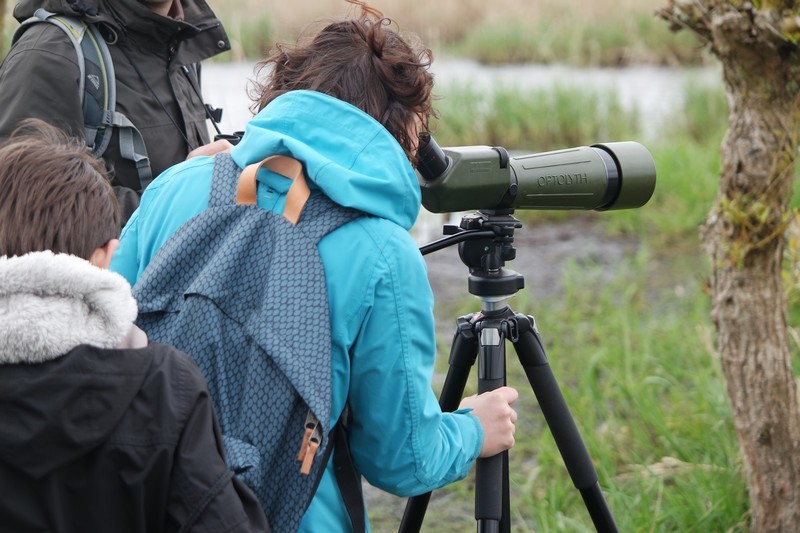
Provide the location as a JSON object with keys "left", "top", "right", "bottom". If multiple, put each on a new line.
{"left": 203, "top": 59, "right": 721, "bottom": 143}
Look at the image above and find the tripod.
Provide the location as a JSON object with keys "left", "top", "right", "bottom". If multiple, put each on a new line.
{"left": 399, "top": 210, "right": 618, "bottom": 533}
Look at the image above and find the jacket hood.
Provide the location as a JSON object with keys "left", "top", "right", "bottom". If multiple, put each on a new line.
{"left": 231, "top": 90, "right": 422, "bottom": 230}
{"left": 0, "top": 251, "right": 152, "bottom": 478}
{"left": 13, "top": 0, "right": 230, "bottom": 63}
{"left": 14, "top": 0, "right": 98, "bottom": 20}
{"left": 15, "top": 0, "right": 176, "bottom": 26}
{"left": 0, "top": 251, "right": 137, "bottom": 364}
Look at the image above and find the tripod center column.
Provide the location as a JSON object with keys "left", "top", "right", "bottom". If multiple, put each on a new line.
{"left": 478, "top": 325, "right": 506, "bottom": 391}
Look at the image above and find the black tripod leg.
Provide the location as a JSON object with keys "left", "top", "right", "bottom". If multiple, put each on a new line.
{"left": 510, "top": 314, "right": 619, "bottom": 533}
{"left": 399, "top": 315, "right": 480, "bottom": 533}
{"left": 474, "top": 317, "right": 510, "bottom": 533}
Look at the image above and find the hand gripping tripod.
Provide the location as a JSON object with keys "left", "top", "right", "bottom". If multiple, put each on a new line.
{"left": 399, "top": 210, "right": 618, "bottom": 533}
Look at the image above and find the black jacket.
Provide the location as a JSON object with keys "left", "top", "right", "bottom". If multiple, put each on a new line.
{"left": 0, "top": 0, "right": 230, "bottom": 222}
{"left": 0, "top": 344, "right": 269, "bottom": 533}
{"left": 0, "top": 252, "right": 268, "bottom": 533}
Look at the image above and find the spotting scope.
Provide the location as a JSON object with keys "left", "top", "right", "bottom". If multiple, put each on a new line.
{"left": 416, "top": 133, "right": 656, "bottom": 213}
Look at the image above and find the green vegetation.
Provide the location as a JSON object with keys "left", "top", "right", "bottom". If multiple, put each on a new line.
{"left": 211, "top": 1, "right": 707, "bottom": 66}
{"left": 2, "top": 0, "right": 706, "bottom": 66}
{"left": 214, "top": 12, "right": 274, "bottom": 63}
{"left": 431, "top": 85, "right": 640, "bottom": 151}
{"left": 504, "top": 249, "right": 750, "bottom": 532}
{"left": 366, "top": 83, "right": 759, "bottom": 531}
{"left": 448, "top": 11, "right": 705, "bottom": 66}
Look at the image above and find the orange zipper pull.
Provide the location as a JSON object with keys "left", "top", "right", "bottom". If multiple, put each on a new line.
{"left": 297, "top": 411, "right": 319, "bottom": 464}
{"left": 300, "top": 433, "right": 320, "bottom": 475}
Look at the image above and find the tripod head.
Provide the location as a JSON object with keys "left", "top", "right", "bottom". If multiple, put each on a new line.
{"left": 421, "top": 209, "right": 525, "bottom": 301}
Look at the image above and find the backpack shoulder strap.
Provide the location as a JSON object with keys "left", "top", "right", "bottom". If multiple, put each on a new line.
{"left": 209, "top": 152, "right": 241, "bottom": 208}
{"left": 14, "top": 9, "right": 87, "bottom": 102}
{"left": 13, "top": 9, "right": 153, "bottom": 190}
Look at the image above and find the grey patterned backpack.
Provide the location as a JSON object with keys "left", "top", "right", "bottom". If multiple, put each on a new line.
{"left": 133, "top": 152, "right": 364, "bottom": 531}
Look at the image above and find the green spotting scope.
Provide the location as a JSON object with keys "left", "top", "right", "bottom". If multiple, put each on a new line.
{"left": 416, "top": 133, "right": 656, "bottom": 213}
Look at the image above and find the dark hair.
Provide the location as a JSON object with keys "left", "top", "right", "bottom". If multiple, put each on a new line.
{"left": 249, "top": 0, "right": 435, "bottom": 161}
{"left": 0, "top": 118, "right": 120, "bottom": 260}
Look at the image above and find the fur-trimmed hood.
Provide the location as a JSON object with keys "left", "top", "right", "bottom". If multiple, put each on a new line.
{"left": 0, "top": 251, "right": 138, "bottom": 364}
{"left": 0, "top": 252, "right": 160, "bottom": 479}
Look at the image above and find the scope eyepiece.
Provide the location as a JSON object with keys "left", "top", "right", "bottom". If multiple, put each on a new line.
{"left": 214, "top": 130, "right": 245, "bottom": 146}
{"left": 416, "top": 133, "right": 450, "bottom": 181}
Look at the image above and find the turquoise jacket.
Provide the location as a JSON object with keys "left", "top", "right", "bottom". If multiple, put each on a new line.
{"left": 111, "top": 90, "right": 483, "bottom": 531}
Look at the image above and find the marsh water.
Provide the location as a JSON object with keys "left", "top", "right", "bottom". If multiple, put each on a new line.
{"left": 204, "top": 58, "right": 720, "bottom": 144}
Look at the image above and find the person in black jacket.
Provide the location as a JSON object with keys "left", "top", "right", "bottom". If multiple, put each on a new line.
{"left": 0, "top": 118, "right": 269, "bottom": 533}
{"left": 0, "top": 0, "right": 231, "bottom": 223}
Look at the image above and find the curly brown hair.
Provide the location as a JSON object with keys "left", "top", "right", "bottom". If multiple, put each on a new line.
{"left": 0, "top": 119, "right": 120, "bottom": 260}
{"left": 249, "top": 0, "right": 436, "bottom": 162}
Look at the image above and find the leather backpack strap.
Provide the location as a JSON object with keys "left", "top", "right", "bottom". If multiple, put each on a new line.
{"left": 236, "top": 155, "right": 311, "bottom": 224}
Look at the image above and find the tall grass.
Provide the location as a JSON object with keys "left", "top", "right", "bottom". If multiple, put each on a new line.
{"left": 363, "top": 83, "right": 749, "bottom": 532}
{"left": 194, "top": 0, "right": 705, "bottom": 65}
{"left": 449, "top": 7, "right": 704, "bottom": 66}
{"left": 2, "top": 0, "right": 706, "bottom": 64}
{"left": 503, "top": 248, "right": 749, "bottom": 532}
{"left": 431, "top": 85, "right": 641, "bottom": 151}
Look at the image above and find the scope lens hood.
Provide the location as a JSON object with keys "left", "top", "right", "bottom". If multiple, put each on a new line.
{"left": 591, "top": 142, "right": 657, "bottom": 210}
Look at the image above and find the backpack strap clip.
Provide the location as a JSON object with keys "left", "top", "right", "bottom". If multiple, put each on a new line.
{"left": 237, "top": 155, "right": 311, "bottom": 225}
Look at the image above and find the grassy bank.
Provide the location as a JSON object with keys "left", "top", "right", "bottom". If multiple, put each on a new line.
{"left": 0, "top": 0, "right": 707, "bottom": 65}
{"left": 212, "top": 0, "right": 705, "bottom": 66}
{"left": 502, "top": 243, "right": 749, "bottom": 532}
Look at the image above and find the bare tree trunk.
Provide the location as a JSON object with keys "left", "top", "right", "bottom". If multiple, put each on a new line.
{"left": 659, "top": 2, "right": 800, "bottom": 530}
{"left": 706, "top": 86, "right": 800, "bottom": 531}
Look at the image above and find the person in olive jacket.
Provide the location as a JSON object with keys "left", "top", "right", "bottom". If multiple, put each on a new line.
{"left": 0, "top": 0, "right": 231, "bottom": 223}
{"left": 0, "top": 119, "right": 269, "bottom": 533}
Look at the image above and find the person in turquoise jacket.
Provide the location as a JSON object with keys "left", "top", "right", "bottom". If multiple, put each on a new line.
{"left": 111, "top": 2, "right": 519, "bottom": 530}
